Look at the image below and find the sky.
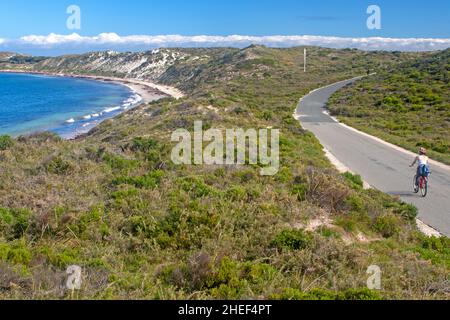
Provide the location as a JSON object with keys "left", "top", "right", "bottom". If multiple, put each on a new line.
{"left": 0, "top": 0, "right": 449, "bottom": 55}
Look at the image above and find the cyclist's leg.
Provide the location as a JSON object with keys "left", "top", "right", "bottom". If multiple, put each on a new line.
{"left": 416, "top": 166, "right": 421, "bottom": 186}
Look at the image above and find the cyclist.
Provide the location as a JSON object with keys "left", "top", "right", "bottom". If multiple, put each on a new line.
{"left": 410, "top": 147, "right": 430, "bottom": 187}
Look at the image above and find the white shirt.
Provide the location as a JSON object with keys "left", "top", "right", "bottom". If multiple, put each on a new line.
{"left": 418, "top": 155, "right": 429, "bottom": 166}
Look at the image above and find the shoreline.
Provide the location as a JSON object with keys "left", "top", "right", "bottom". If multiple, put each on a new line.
{"left": 0, "top": 69, "right": 184, "bottom": 102}
{"left": 0, "top": 69, "right": 184, "bottom": 139}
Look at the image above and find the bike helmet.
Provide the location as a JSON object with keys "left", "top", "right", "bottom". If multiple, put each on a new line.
{"left": 419, "top": 147, "right": 427, "bottom": 155}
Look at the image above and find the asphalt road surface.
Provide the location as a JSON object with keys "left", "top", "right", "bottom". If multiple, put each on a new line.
{"left": 296, "top": 78, "right": 450, "bottom": 236}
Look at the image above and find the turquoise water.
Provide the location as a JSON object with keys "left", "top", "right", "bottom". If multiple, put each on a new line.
{"left": 0, "top": 72, "right": 142, "bottom": 139}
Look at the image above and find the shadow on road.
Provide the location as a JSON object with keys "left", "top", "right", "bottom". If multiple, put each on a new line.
{"left": 386, "top": 191, "right": 419, "bottom": 198}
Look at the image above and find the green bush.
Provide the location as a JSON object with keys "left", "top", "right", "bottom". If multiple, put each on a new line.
{"left": 373, "top": 213, "right": 402, "bottom": 238}
{"left": 226, "top": 186, "right": 247, "bottom": 201}
{"left": 0, "top": 241, "right": 32, "bottom": 265}
{"left": 272, "top": 229, "right": 314, "bottom": 251}
{"left": 292, "top": 183, "right": 308, "bottom": 201}
{"left": 180, "top": 176, "right": 214, "bottom": 198}
{"left": 412, "top": 236, "right": 450, "bottom": 268}
{"left": 45, "top": 156, "right": 72, "bottom": 175}
{"left": 113, "top": 170, "right": 164, "bottom": 189}
{"left": 421, "top": 236, "right": 450, "bottom": 253}
{"left": 342, "top": 172, "right": 364, "bottom": 189}
{"left": 383, "top": 200, "right": 418, "bottom": 222}
{"left": 131, "top": 137, "right": 158, "bottom": 153}
{"left": 0, "top": 135, "right": 14, "bottom": 150}
{"left": 271, "top": 287, "right": 381, "bottom": 300}
{"left": 320, "top": 227, "right": 341, "bottom": 239}
{"left": 339, "top": 288, "right": 382, "bottom": 300}
{"left": 244, "top": 263, "right": 278, "bottom": 285}
{"left": 103, "top": 153, "right": 139, "bottom": 172}
{"left": 0, "top": 208, "right": 32, "bottom": 240}
{"left": 69, "top": 206, "right": 104, "bottom": 238}
{"left": 345, "top": 194, "right": 365, "bottom": 212}
{"left": 40, "top": 247, "right": 80, "bottom": 268}
{"left": 336, "top": 211, "right": 372, "bottom": 234}
{"left": 276, "top": 167, "right": 293, "bottom": 183}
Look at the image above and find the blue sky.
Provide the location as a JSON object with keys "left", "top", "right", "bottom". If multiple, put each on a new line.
{"left": 0, "top": 0, "right": 449, "bottom": 54}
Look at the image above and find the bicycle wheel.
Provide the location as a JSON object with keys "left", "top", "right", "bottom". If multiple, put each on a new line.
{"left": 421, "top": 179, "right": 428, "bottom": 198}
{"left": 413, "top": 175, "right": 419, "bottom": 193}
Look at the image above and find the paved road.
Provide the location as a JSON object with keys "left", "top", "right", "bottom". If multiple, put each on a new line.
{"left": 296, "top": 78, "right": 450, "bottom": 236}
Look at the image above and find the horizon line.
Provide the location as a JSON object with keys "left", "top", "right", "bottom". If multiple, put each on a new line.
{"left": 1, "top": 33, "right": 449, "bottom": 54}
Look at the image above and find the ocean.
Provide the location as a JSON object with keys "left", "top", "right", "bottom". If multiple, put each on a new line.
{"left": 0, "top": 72, "right": 142, "bottom": 139}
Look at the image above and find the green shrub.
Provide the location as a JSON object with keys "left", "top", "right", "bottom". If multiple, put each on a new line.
{"left": 210, "top": 257, "right": 241, "bottom": 286}
{"left": 0, "top": 208, "right": 32, "bottom": 240}
{"left": 111, "top": 187, "right": 140, "bottom": 200}
{"left": 180, "top": 176, "right": 214, "bottom": 198}
{"left": 292, "top": 183, "right": 308, "bottom": 201}
{"left": 0, "top": 241, "right": 32, "bottom": 265}
{"left": 234, "top": 169, "right": 256, "bottom": 183}
{"left": 345, "top": 194, "right": 365, "bottom": 212}
{"left": 113, "top": 170, "right": 164, "bottom": 189}
{"left": 342, "top": 172, "right": 364, "bottom": 189}
{"left": 276, "top": 167, "right": 293, "bottom": 183}
{"left": 69, "top": 206, "right": 104, "bottom": 237}
{"left": 373, "top": 213, "right": 402, "bottom": 238}
{"left": 339, "top": 288, "right": 382, "bottom": 300}
{"left": 130, "top": 137, "right": 165, "bottom": 164}
{"left": 412, "top": 236, "right": 450, "bottom": 268}
{"left": 244, "top": 263, "right": 278, "bottom": 285}
{"left": 45, "top": 156, "right": 72, "bottom": 175}
{"left": 320, "top": 227, "right": 341, "bottom": 239}
{"left": 382, "top": 95, "right": 404, "bottom": 111}
{"left": 226, "top": 186, "right": 247, "bottom": 201}
{"left": 0, "top": 135, "right": 14, "bottom": 150}
{"left": 271, "top": 287, "right": 381, "bottom": 300}
{"left": 208, "top": 257, "right": 246, "bottom": 299}
{"left": 103, "top": 153, "right": 138, "bottom": 172}
{"left": 383, "top": 200, "right": 418, "bottom": 222}
{"left": 41, "top": 247, "right": 80, "bottom": 268}
{"left": 131, "top": 137, "right": 158, "bottom": 153}
{"left": 334, "top": 216, "right": 357, "bottom": 233}
{"left": 124, "top": 215, "right": 152, "bottom": 236}
{"left": 421, "top": 236, "right": 450, "bottom": 253}
{"left": 272, "top": 229, "right": 314, "bottom": 251}
{"left": 261, "top": 111, "right": 273, "bottom": 121}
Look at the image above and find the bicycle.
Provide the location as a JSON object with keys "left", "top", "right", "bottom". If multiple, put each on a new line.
{"left": 413, "top": 172, "right": 430, "bottom": 198}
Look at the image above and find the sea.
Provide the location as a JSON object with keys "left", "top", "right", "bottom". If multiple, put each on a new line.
{"left": 0, "top": 72, "right": 143, "bottom": 139}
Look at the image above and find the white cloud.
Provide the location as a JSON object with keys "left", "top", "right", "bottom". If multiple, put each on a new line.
{"left": 1, "top": 33, "right": 449, "bottom": 53}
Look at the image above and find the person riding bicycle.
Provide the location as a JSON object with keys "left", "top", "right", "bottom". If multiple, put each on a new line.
{"left": 410, "top": 147, "right": 430, "bottom": 186}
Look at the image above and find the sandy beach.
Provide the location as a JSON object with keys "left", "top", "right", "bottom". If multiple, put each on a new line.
{"left": 0, "top": 69, "right": 184, "bottom": 139}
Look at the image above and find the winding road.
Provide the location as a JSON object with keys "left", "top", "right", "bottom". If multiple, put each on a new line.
{"left": 296, "top": 78, "right": 450, "bottom": 236}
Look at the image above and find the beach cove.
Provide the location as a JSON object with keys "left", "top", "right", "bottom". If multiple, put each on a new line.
{"left": 0, "top": 70, "right": 182, "bottom": 139}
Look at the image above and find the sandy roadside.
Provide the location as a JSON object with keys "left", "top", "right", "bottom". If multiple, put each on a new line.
{"left": 0, "top": 69, "right": 184, "bottom": 102}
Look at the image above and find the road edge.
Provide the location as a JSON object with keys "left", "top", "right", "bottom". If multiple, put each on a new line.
{"left": 294, "top": 77, "right": 443, "bottom": 238}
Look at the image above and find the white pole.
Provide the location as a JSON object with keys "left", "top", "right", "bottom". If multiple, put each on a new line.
{"left": 304, "top": 48, "right": 307, "bottom": 72}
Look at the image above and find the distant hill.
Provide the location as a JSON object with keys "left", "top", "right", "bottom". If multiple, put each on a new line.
{"left": 329, "top": 49, "right": 450, "bottom": 163}
{"left": 0, "top": 52, "right": 21, "bottom": 62}
{"left": 1, "top": 46, "right": 424, "bottom": 90}
{"left": 0, "top": 52, "right": 48, "bottom": 65}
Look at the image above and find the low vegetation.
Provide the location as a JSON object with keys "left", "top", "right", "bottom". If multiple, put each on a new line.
{"left": 329, "top": 49, "right": 450, "bottom": 163}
